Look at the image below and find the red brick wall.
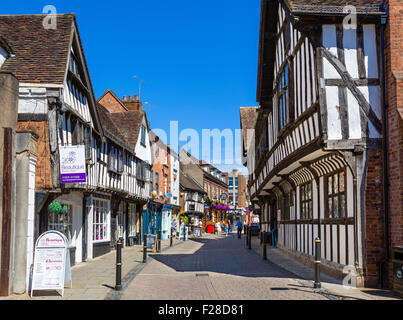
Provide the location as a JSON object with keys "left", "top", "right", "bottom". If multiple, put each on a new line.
{"left": 150, "top": 139, "right": 171, "bottom": 202}
{"left": 98, "top": 92, "right": 127, "bottom": 113}
{"left": 364, "top": 148, "right": 385, "bottom": 287}
{"left": 386, "top": 0, "right": 403, "bottom": 287}
{"left": 16, "top": 121, "right": 53, "bottom": 190}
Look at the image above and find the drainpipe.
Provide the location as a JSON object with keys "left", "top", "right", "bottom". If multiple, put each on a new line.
{"left": 380, "top": 9, "right": 390, "bottom": 288}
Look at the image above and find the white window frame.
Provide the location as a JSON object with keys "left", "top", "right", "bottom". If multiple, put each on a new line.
{"left": 92, "top": 198, "right": 110, "bottom": 243}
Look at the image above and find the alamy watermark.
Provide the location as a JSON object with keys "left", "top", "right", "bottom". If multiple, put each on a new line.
{"left": 42, "top": 5, "right": 57, "bottom": 30}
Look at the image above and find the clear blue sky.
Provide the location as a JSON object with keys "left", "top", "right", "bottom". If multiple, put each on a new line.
{"left": 2, "top": 0, "right": 260, "bottom": 174}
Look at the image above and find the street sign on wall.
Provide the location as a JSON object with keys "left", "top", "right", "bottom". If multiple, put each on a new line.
{"left": 59, "top": 145, "right": 87, "bottom": 184}
{"left": 30, "top": 231, "right": 72, "bottom": 297}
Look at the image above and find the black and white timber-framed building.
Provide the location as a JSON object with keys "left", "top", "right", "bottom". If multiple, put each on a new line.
{"left": 245, "top": 0, "right": 388, "bottom": 287}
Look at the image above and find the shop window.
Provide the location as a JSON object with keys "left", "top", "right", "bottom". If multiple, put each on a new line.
{"left": 325, "top": 170, "right": 346, "bottom": 219}
{"left": 93, "top": 199, "right": 110, "bottom": 242}
{"left": 300, "top": 182, "right": 313, "bottom": 220}
{"left": 48, "top": 204, "right": 73, "bottom": 245}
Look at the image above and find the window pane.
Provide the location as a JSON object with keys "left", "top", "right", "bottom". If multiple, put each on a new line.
{"left": 328, "top": 198, "right": 333, "bottom": 218}
{"left": 334, "top": 173, "right": 339, "bottom": 194}
{"left": 333, "top": 196, "right": 339, "bottom": 218}
{"left": 340, "top": 194, "right": 346, "bottom": 217}
{"left": 328, "top": 176, "right": 333, "bottom": 195}
{"left": 339, "top": 171, "right": 345, "bottom": 192}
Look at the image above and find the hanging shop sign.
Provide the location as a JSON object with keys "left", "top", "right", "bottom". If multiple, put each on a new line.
{"left": 59, "top": 145, "right": 87, "bottom": 184}
{"left": 30, "top": 231, "right": 72, "bottom": 297}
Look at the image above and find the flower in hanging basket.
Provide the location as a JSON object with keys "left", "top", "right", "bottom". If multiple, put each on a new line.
{"left": 49, "top": 201, "right": 62, "bottom": 214}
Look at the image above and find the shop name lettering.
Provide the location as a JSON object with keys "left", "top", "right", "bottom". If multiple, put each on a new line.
{"left": 61, "top": 164, "right": 85, "bottom": 171}
{"left": 44, "top": 238, "right": 62, "bottom": 243}
{"left": 158, "top": 305, "right": 192, "bottom": 318}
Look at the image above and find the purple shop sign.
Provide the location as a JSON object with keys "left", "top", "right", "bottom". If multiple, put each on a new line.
{"left": 61, "top": 173, "right": 87, "bottom": 184}
{"left": 59, "top": 145, "right": 87, "bottom": 184}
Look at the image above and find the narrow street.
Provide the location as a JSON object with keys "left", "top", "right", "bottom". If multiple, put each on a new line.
{"left": 121, "top": 233, "right": 328, "bottom": 300}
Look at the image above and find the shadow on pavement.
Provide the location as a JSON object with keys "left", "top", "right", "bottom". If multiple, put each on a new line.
{"left": 148, "top": 234, "right": 303, "bottom": 279}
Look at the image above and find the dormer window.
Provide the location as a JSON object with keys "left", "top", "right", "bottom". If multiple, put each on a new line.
{"left": 69, "top": 50, "right": 83, "bottom": 82}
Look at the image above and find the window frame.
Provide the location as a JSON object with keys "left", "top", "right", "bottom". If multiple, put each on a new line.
{"left": 48, "top": 203, "right": 73, "bottom": 246}
{"left": 325, "top": 170, "right": 347, "bottom": 220}
{"left": 92, "top": 198, "right": 110, "bottom": 243}
{"left": 300, "top": 181, "right": 313, "bottom": 220}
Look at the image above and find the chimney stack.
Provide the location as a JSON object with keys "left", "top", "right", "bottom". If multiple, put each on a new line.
{"left": 122, "top": 94, "right": 143, "bottom": 111}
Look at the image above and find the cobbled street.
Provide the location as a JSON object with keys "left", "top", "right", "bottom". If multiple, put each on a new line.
{"left": 121, "top": 233, "right": 328, "bottom": 300}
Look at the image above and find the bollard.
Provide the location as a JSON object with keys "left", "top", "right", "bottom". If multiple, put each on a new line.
{"left": 248, "top": 226, "right": 252, "bottom": 250}
{"left": 263, "top": 232, "right": 267, "bottom": 260}
{"left": 143, "top": 233, "right": 147, "bottom": 263}
{"left": 170, "top": 229, "right": 173, "bottom": 247}
{"left": 115, "top": 237, "right": 123, "bottom": 291}
{"left": 314, "top": 237, "right": 321, "bottom": 289}
{"left": 157, "top": 230, "right": 161, "bottom": 253}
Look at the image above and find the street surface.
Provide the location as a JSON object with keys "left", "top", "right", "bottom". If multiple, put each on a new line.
{"left": 121, "top": 232, "right": 328, "bottom": 300}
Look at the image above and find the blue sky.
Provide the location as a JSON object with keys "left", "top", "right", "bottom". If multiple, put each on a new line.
{"left": 2, "top": 0, "right": 260, "bottom": 175}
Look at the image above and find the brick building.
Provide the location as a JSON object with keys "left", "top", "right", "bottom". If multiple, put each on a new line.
{"left": 385, "top": 0, "right": 403, "bottom": 289}
{"left": 179, "top": 150, "right": 228, "bottom": 204}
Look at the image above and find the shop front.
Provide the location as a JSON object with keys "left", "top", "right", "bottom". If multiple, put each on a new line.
{"left": 43, "top": 191, "right": 84, "bottom": 266}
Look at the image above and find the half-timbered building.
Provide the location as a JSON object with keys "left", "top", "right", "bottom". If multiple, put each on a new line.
{"left": 248, "top": 0, "right": 388, "bottom": 287}
{"left": 0, "top": 15, "right": 152, "bottom": 291}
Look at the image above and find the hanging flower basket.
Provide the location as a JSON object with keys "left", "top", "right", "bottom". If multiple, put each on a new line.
{"left": 49, "top": 201, "right": 67, "bottom": 215}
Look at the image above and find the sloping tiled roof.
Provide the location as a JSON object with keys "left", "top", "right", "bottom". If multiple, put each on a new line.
{"left": 0, "top": 14, "right": 74, "bottom": 84}
{"left": 240, "top": 107, "right": 258, "bottom": 150}
{"left": 180, "top": 171, "right": 206, "bottom": 193}
{"left": 96, "top": 103, "right": 126, "bottom": 140}
{"left": 284, "top": 0, "right": 385, "bottom": 15}
{"left": 107, "top": 110, "right": 147, "bottom": 149}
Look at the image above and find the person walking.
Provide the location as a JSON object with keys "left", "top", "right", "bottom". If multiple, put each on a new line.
{"left": 236, "top": 220, "right": 243, "bottom": 239}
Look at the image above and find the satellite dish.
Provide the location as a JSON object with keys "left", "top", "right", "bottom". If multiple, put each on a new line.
{"left": 166, "top": 193, "right": 173, "bottom": 198}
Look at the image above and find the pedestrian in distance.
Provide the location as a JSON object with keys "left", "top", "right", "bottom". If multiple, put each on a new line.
{"left": 236, "top": 220, "right": 243, "bottom": 239}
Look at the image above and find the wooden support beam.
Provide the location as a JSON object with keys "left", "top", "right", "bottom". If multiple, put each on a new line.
{"left": 0, "top": 128, "right": 13, "bottom": 296}
{"left": 322, "top": 48, "right": 383, "bottom": 134}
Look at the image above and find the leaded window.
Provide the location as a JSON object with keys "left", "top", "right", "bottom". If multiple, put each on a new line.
{"left": 300, "top": 182, "right": 313, "bottom": 220}
{"left": 278, "top": 64, "right": 290, "bottom": 130}
{"left": 325, "top": 171, "right": 346, "bottom": 219}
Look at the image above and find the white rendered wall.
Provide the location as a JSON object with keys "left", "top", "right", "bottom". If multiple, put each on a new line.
{"left": 18, "top": 87, "right": 48, "bottom": 114}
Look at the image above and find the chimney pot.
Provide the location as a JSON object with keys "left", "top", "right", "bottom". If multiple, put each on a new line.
{"left": 129, "top": 95, "right": 133, "bottom": 101}
{"left": 123, "top": 96, "right": 127, "bottom": 101}
{"left": 135, "top": 95, "right": 139, "bottom": 101}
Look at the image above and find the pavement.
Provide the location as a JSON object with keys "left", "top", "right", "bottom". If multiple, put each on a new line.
{"left": 248, "top": 234, "right": 401, "bottom": 300}
{"left": 1, "top": 231, "right": 400, "bottom": 300}
{"left": 120, "top": 232, "right": 328, "bottom": 300}
{"left": 0, "top": 236, "right": 183, "bottom": 300}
